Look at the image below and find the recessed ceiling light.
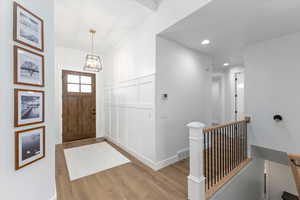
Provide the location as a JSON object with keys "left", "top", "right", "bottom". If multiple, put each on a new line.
{"left": 223, "top": 63, "right": 230, "bottom": 67}
{"left": 201, "top": 39, "right": 210, "bottom": 45}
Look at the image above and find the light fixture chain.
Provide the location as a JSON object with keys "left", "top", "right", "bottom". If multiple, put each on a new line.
{"left": 91, "top": 31, "right": 94, "bottom": 54}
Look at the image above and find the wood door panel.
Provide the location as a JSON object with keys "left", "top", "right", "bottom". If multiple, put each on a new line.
{"left": 62, "top": 70, "right": 96, "bottom": 143}
{"left": 63, "top": 96, "right": 81, "bottom": 141}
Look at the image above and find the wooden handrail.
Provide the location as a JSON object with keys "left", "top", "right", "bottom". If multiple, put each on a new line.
{"left": 288, "top": 154, "right": 300, "bottom": 196}
{"left": 289, "top": 154, "right": 300, "bottom": 160}
{"left": 203, "top": 117, "right": 251, "bottom": 132}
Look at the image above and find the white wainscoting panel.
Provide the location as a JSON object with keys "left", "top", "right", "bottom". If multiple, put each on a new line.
{"left": 104, "top": 107, "right": 110, "bottom": 137}
{"left": 111, "top": 106, "right": 118, "bottom": 140}
{"left": 104, "top": 74, "right": 156, "bottom": 166}
{"left": 118, "top": 107, "right": 127, "bottom": 146}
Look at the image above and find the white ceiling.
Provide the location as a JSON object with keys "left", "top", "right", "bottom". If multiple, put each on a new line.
{"left": 55, "top": 0, "right": 161, "bottom": 53}
{"left": 161, "top": 0, "right": 300, "bottom": 68}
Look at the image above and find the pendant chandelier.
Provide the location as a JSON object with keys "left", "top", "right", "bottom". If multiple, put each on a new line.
{"left": 83, "top": 29, "right": 102, "bottom": 72}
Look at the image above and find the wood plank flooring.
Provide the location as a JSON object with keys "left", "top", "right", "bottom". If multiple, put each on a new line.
{"left": 56, "top": 138, "right": 189, "bottom": 200}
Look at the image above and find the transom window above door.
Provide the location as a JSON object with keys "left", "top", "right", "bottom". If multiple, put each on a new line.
{"left": 67, "top": 74, "right": 92, "bottom": 93}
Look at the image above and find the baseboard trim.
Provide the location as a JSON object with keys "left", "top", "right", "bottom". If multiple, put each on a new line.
{"left": 155, "top": 155, "right": 179, "bottom": 170}
{"left": 155, "top": 148, "right": 189, "bottom": 170}
{"left": 106, "top": 137, "right": 158, "bottom": 170}
{"left": 106, "top": 136, "right": 189, "bottom": 171}
{"left": 50, "top": 194, "right": 56, "bottom": 200}
{"left": 49, "top": 186, "right": 57, "bottom": 200}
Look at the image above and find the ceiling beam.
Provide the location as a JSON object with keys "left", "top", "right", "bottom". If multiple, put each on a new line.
{"left": 132, "top": 0, "right": 162, "bottom": 11}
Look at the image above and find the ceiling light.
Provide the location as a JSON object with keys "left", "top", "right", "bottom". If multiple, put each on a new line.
{"left": 201, "top": 39, "right": 210, "bottom": 45}
{"left": 223, "top": 63, "right": 230, "bottom": 67}
{"left": 83, "top": 29, "right": 102, "bottom": 72}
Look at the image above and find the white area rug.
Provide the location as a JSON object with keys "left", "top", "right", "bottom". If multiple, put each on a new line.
{"left": 64, "top": 142, "right": 131, "bottom": 181}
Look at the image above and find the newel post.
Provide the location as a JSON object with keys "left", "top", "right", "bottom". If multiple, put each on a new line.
{"left": 187, "top": 122, "right": 206, "bottom": 200}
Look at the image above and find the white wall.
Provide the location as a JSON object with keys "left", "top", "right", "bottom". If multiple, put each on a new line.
{"left": 0, "top": 0, "right": 57, "bottom": 199}
{"left": 244, "top": 32, "right": 300, "bottom": 155}
{"left": 155, "top": 37, "right": 212, "bottom": 163}
{"left": 266, "top": 161, "right": 298, "bottom": 200}
{"left": 211, "top": 158, "right": 265, "bottom": 200}
{"left": 211, "top": 75, "right": 224, "bottom": 124}
{"left": 103, "top": 0, "right": 212, "bottom": 169}
{"left": 55, "top": 46, "right": 105, "bottom": 143}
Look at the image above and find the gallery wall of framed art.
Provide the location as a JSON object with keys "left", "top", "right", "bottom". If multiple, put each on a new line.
{"left": 1, "top": 0, "right": 56, "bottom": 198}
{"left": 13, "top": 1, "right": 46, "bottom": 171}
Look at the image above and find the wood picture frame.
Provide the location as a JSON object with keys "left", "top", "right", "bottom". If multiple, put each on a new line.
{"left": 15, "top": 126, "right": 45, "bottom": 170}
{"left": 13, "top": 2, "right": 44, "bottom": 52}
{"left": 14, "top": 89, "right": 45, "bottom": 127}
{"left": 14, "top": 45, "right": 45, "bottom": 87}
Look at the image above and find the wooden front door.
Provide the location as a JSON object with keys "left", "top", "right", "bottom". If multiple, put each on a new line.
{"left": 62, "top": 70, "right": 96, "bottom": 143}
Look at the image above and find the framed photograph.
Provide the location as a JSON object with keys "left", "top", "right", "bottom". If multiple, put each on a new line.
{"left": 15, "top": 89, "right": 44, "bottom": 127}
{"left": 13, "top": 2, "right": 44, "bottom": 52}
{"left": 14, "top": 45, "right": 44, "bottom": 87}
{"left": 15, "top": 126, "right": 45, "bottom": 170}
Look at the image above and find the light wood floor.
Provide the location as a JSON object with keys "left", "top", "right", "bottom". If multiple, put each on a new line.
{"left": 56, "top": 138, "right": 189, "bottom": 200}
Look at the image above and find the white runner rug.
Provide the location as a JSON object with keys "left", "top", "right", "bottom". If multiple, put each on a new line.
{"left": 64, "top": 142, "right": 131, "bottom": 181}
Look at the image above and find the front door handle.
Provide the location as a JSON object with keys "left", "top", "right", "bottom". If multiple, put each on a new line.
{"left": 91, "top": 108, "right": 96, "bottom": 115}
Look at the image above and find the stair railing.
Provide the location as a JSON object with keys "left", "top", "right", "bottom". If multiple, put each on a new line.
{"left": 187, "top": 117, "right": 250, "bottom": 200}
{"left": 203, "top": 117, "right": 250, "bottom": 197}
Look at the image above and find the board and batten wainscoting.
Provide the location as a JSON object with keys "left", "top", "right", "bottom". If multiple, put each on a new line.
{"left": 104, "top": 74, "right": 156, "bottom": 169}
